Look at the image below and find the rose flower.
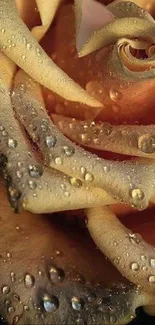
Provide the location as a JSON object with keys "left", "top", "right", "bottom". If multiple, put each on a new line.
{"left": 0, "top": 0, "right": 155, "bottom": 324}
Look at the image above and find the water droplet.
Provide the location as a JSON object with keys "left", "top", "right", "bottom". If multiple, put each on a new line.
{"left": 55, "top": 157, "right": 62, "bottom": 165}
{"left": 8, "top": 306, "right": 15, "bottom": 313}
{"left": 70, "top": 177, "right": 82, "bottom": 187}
{"left": 129, "top": 233, "right": 142, "bottom": 244}
{"left": 138, "top": 134, "right": 155, "bottom": 153}
{"left": 2, "top": 285, "right": 10, "bottom": 294}
{"left": 28, "top": 180, "right": 37, "bottom": 189}
{"left": 87, "top": 293, "right": 96, "bottom": 303}
{"left": 16, "top": 171, "right": 23, "bottom": 179}
{"left": 28, "top": 165, "right": 43, "bottom": 178}
{"left": 26, "top": 43, "right": 32, "bottom": 50}
{"left": 49, "top": 266, "right": 65, "bottom": 284}
{"left": 12, "top": 315, "right": 20, "bottom": 324}
{"left": 148, "top": 275, "right": 155, "bottom": 284}
{"left": 8, "top": 138, "right": 18, "bottom": 149}
{"left": 130, "top": 262, "right": 139, "bottom": 271}
{"left": 109, "top": 88, "right": 122, "bottom": 101}
{"left": 10, "top": 272, "right": 16, "bottom": 282}
{"left": 42, "top": 294, "right": 59, "bottom": 313}
{"left": 71, "top": 297, "right": 84, "bottom": 311}
{"left": 80, "top": 166, "right": 86, "bottom": 175}
{"left": 84, "top": 172, "right": 94, "bottom": 182}
{"left": 63, "top": 146, "right": 75, "bottom": 156}
{"left": 45, "top": 135, "right": 57, "bottom": 148}
{"left": 150, "top": 259, "right": 155, "bottom": 268}
{"left": 130, "top": 188, "right": 144, "bottom": 204}
{"left": 24, "top": 273, "right": 35, "bottom": 288}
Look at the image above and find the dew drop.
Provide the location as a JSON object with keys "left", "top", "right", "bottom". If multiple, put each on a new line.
{"left": 24, "top": 273, "right": 35, "bottom": 288}
{"left": 109, "top": 88, "right": 122, "bottom": 101}
{"left": 71, "top": 297, "right": 84, "bottom": 311}
{"left": 80, "top": 166, "right": 86, "bottom": 175}
{"left": 49, "top": 266, "right": 65, "bottom": 284}
{"left": 8, "top": 306, "right": 15, "bottom": 313}
{"left": 70, "top": 177, "right": 82, "bottom": 187}
{"left": 1, "top": 285, "right": 10, "bottom": 294}
{"left": 55, "top": 157, "right": 62, "bottom": 165}
{"left": 130, "top": 188, "right": 144, "bottom": 204}
{"left": 84, "top": 172, "right": 94, "bottom": 182}
{"left": 87, "top": 293, "right": 96, "bottom": 303}
{"left": 63, "top": 146, "right": 75, "bottom": 156}
{"left": 42, "top": 294, "right": 59, "bottom": 313}
{"left": 150, "top": 259, "right": 155, "bottom": 268}
{"left": 45, "top": 135, "right": 57, "bottom": 148}
{"left": 28, "top": 165, "right": 43, "bottom": 178}
{"left": 138, "top": 133, "right": 155, "bottom": 154}
{"left": 8, "top": 138, "right": 18, "bottom": 149}
{"left": 28, "top": 180, "right": 37, "bottom": 189}
{"left": 130, "top": 262, "right": 139, "bottom": 271}
{"left": 148, "top": 275, "right": 155, "bottom": 284}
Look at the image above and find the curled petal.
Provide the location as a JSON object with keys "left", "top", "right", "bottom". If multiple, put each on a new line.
{"left": 75, "top": 0, "right": 155, "bottom": 57}
{"left": 52, "top": 115, "right": 155, "bottom": 158}
{"left": 32, "top": 0, "right": 62, "bottom": 41}
{"left": 86, "top": 206, "right": 155, "bottom": 293}
{"left": 75, "top": 0, "right": 115, "bottom": 53}
{"left": 12, "top": 71, "right": 155, "bottom": 210}
{"left": 0, "top": 0, "right": 102, "bottom": 107}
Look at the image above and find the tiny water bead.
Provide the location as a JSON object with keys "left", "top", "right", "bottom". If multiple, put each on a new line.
{"left": 130, "top": 188, "right": 145, "bottom": 205}
{"left": 148, "top": 275, "right": 155, "bottom": 284}
{"left": 7, "top": 138, "right": 18, "bottom": 149}
{"left": 1, "top": 285, "right": 10, "bottom": 294}
{"left": 138, "top": 133, "right": 155, "bottom": 153}
{"left": 63, "top": 146, "right": 75, "bottom": 156}
{"left": 28, "top": 165, "right": 43, "bottom": 178}
{"left": 42, "top": 294, "right": 59, "bottom": 313}
{"left": 130, "top": 262, "right": 139, "bottom": 271}
{"left": 70, "top": 177, "right": 82, "bottom": 187}
{"left": 24, "top": 273, "right": 35, "bottom": 288}
{"left": 109, "top": 88, "right": 122, "bottom": 101}
{"left": 71, "top": 297, "right": 84, "bottom": 311}
{"left": 84, "top": 172, "right": 94, "bottom": 182}
{"left": 150, "top": 258, "right": 155, "bottom": 268}
{"left": 49, "top": 266, "right": 65, "bottom": 284}
{"left": 45, "top": 135, "right": 57, "bottom": 148}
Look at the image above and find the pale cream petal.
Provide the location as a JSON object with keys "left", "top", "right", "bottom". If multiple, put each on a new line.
{"left": 52, "top": 114, "right": 155, "bottom": 158}
{"left": 0, "top": 0, "right": 102, "bottom": 107}
{"left": 12, "top": 70, "right": 155, "bottom": 210}
{"left": 32, "top": 0, "right": 62, "bottom": 41}
{"left": 86, "top": 206, "right": 155, "bottom": 293}
{"left": 74, "top": 0, "right": 155, "bottom": 57}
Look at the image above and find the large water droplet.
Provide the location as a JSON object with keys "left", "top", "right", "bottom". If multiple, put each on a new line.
{"left": 1, "top": 285, "right": 10, "bottom": 294}
{"left": 28, "top": 165, "right": 43, "bottom": 178}
{"left": 42, "top": 294, "right": 59, "bottom": 313}
{"left": 49, "top": 266, "right": 65, "bottom": 284}
{"left": 150, "top": 259, "right": 155, "bottom": 268}
{"left": 148, "top": 275, "right": 155, "bottom": 284}
{"left": 24, "top": 273, "right": 35, "bottom": 288}
{"left": 130, "top": 262, "right": 139, "bottom": 271}
{"left": 138, "top": 133, "right": 155, "bottom": 154}
{"left": 71, "top": 297, "right": 84, "bottom": 311}
{"left": 109, "top": 88, "right": 122, "bottom": 101}
{"left": 8, "top": 139, "right": 18, "bottom": 149}
{"left": 84, "top": 172, "right": 94, "bottom": 182}
{"left": 45, "top": 135, "right": 57, "bottom": 148}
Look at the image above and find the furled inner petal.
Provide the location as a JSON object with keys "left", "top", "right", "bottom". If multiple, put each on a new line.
{"left": 75, "top": 0, "right": 155, "bottom": 57}
{"left": 75, "top": 0, "right": 115, "bottom": 53}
